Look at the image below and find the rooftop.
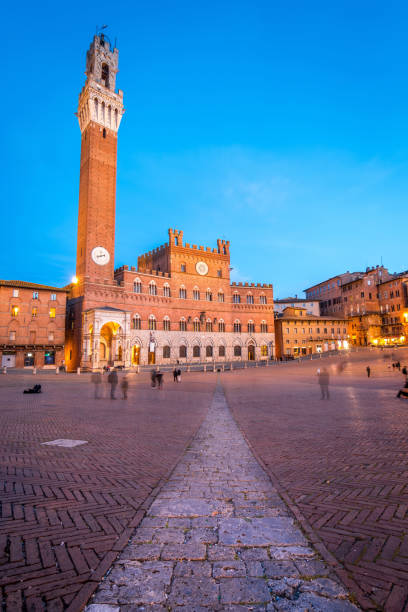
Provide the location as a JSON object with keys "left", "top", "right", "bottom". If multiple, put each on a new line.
{"left": 0, "top": 280, "right": 67, "bottom": 292}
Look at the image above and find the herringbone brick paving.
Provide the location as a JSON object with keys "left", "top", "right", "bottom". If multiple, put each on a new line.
{"left": 224, "top": 349, "right": 408, "bottom": 611}
{"left": 0, "top": 372, "right": 214, "bottom": 611}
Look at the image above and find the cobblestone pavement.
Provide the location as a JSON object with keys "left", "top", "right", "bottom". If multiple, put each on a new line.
{"left": 0, "top": 372, "right": 213, "bottom": 611}
{"left": 224, "top": 349, "right": 408, "bottom": 611}
{"left": 87, "top": 383, "right": 358, "bottom": 611}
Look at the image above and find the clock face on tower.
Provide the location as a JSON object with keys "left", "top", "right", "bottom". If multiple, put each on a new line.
{"left": 91, "top": 246, "right": 110, "bottom": 265}
{"left": 196, "top": 261, "right": 208, "bottom": 276}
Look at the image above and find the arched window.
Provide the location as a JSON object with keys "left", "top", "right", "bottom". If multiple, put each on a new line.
{"left": 248, "top": 320, "right": 255, "bottom": 334}
{"left": 179, "top": 286, "right": 187, "bottom": 299}
{"left": 179, "top": 345, "right": 187, "bottom": 358}
{"left": 114, "top": 108, "right": 118, "bottom": 128}
{"left": 101, "top": 63, "right": 109, "bottom": 87}
{"left": 175, "top": 236, "right": 179, "bottom": 246}
{"left": 206, "top": 289, "right": 213, "bottom": 302}
{"left": 108, "top": 105, "right": 111, "bottom": 127}
{"left": 132, "top": 314, "right": 141, "bottom": 330}
{"left": 206, "top": 345, "right": 213, "bottom": 358}
{"left": 133, "top": 280, "right": 142, "bottom": 293}
{"left": 260, "top": 294, "right": 267, "bottom": 304}
{"left": 261, "top": 345, "right": 268, "bottom": 357}
{"left": 193, "top": 287, "right": 200, "bottom": 300}
{"left": 149, "top": 281, "right": 157, "bottom": 296}
{"left": 193, "top": 318, "right": 200, "bottom": 332}
{"left": 260, "top": 321, "right": 268, "bottom": 333}
{"left": 163, "top": 316, "right": 171, "bottom": 331}
{"left": 94, "top": 98, "right": 98, "bottom": 119}
{"left": 193, "top": 345, "right": 200, "bottom": 358}
{"left": 234, "top": 320, "right": 241, "bottom": 333}
{"left": 218, "top": 319, "right": 225, "bottom": 333}
{"left": 218, "top": 291, "right": 224, "bottom": 303}
{"left": 163, "top": 283, "right": 171, "bottom": 297}
{"left": 163, "top": 345, "right": 171, "bottom": 359}
{"left": 205, "top": 319, "right": 212, "bottom": 332}
{"left": 234, "top": 345, "right": 242, "bottom": 357}
{"left": 247, "top": 294, "right": 254, "bottom": 304}
{"left": 219, "top": 345, "right": 226, "bottom": 357}
{"left": 179, "top": 318, "right": 187, "bottom": 331}
{"left": 233, "top": 292, "right": 241, "bottom": 304}
{"left": 101, "top": 101, "right": 105, "bottom": 122}
{"left": 148, "top": 315, "right": 156, "bottom": 330}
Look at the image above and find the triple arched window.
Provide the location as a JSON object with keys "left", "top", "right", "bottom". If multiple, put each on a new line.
{"left": 234, "top": 320, "right": 242, "bottom": 333}
{"left": 132, "top": 314, "right": 141, "bottom": 330}
{"left": 247, "top": 320, "right": 255, "bottom": 334}
{"left": 163, "top": 316, "right": 171, "bottom": 331}
{"left": 233, "top": 292, "right": 241, "bottom": 304}
{"left": 148, "top": 315, "right": 157, "bottom": 330}
{"left": 179, "top": 318, "right": 187, "bottom": 331}
{"left": 218, "top": 319, "right": 225, "bottom": 333}
{"left": 149, "top": 281, "right": 157, "bottom": 296}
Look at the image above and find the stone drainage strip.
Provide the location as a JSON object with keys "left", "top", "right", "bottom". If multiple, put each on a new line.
{"left": 86, "top": 385, "right": 359, "bottom": 611}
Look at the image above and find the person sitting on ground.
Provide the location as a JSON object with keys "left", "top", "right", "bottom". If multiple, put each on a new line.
{"left": 23, "top": 384, "right": 42, "bottom": 394}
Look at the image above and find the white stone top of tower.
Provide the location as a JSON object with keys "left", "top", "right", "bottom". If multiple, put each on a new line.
{"left": 77, "top": 33, "right": 125, "bottom": 134}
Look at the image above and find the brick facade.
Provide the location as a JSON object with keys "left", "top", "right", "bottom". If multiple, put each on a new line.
{"left": 0, "top": 281, "right": 67, "bottom": 368}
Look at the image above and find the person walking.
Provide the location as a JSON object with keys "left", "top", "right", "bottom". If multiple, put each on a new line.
{"left": 173, "top": 368, "right": 178, "bottom": 382}
{"left": 91, "top": 371, "right": 102, "bottom": 399}
{"left": 156, "top": 370, "right": 163, "bottom": 389}
{"left": 177, "top": 368, "right": 181, "bottom": 383}
{"left": 121, "top": 375, "right": 129, "bottom": 400}
{"left": 151, "top": 369, "right": 157, "bottom": 388}
{"left": 366, "top": 366, "right": 371, "bottom": 378}
{"left": 317, "top": 367, "right": 330, "bottom": 400}
{"left": 108, "top": 370, "right": 118, "bottom": 399}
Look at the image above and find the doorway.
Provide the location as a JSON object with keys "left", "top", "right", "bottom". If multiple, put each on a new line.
{"left": 148, "top": 349, "right": 155, "bottom": 365}
{"left": 132, "top": 345, "right": 140, "bottom": 365}
{"left": 248, "top": 345, "right": 255, "bottom": 361}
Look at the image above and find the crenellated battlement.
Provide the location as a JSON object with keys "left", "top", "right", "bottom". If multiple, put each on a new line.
{"left": 231, "top": 282, "right": 273, "bottom": 289}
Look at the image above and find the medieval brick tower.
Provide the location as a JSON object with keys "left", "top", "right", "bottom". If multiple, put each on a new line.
{"left": 76, "top": 33, "right": 124, "bottom": 283}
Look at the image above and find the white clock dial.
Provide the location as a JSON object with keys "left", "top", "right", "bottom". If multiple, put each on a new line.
{"left": 196, "top": 261, "right": 209, "bottom": 276}
{"left": 91, "top": 246, "right": 110, "bottom": 266}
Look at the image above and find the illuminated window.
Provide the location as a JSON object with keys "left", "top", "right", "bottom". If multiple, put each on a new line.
{"left": 218, "top": 319, "right": 225, "bottom": 332}
{"left": 32, "top": 307, "right": 38, "bottom": 318}
{"left": 49, "top": 308, "right": 56, "bottom": 318}
{"left": 261, "top": 345, "right": 268, "bottom": 357}
{"left": 148, "top": 315, "right": 156, "bottom": 330}
{"left": 11, "top": 306, "right": 19, "bottom": 317}
{"left": 51, "top": 293, "right": 56, "bottom": 301}
{"left": 163, "top": 316, "right": 171, "bottom": 331}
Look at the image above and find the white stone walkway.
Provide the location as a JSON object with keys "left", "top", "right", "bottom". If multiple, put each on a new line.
{"left": 87, "top": 385, "right": 359, "bottom": 611}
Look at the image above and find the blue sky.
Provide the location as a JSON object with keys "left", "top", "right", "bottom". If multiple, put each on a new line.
{"left": 3, "top": 0, "right": 408, "bottom": 297}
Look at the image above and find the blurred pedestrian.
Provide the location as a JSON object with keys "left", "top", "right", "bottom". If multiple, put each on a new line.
{"left": 108, "top": 370, "right": 118, "bottom": 399}
{"left": 317, "top": 367, "right": 330, "bottom": 399}
{"left": 156, "top": 370, "right": 163, "bottom": 389}
{"left": 173, "top": 368, "right": 178, "bottom": 382}
{"left": 121, "top": 375, "right": 129, "bottom": 400}
{"left": 151, "top": 369, "right": 157, "bottom": 388}
{"left": 397, "top": 361, "right": 401, "bottom": 370}
{"left": 177, "top": 368, "right": 181, "bottom": 383}
{"left": 92, "top": 371, "right": 102, "bottom": 399}
{"left": 366, "top": 366, "right": 371, "bottom": 378}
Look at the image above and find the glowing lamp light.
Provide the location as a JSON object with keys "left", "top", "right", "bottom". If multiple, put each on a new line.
{"left": 72, "top": 276, "right": 79, "bottom": 284}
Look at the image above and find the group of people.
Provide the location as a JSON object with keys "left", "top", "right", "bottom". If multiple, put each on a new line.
{"left": 91, "top": 370, "right": 129, "bottom": 400}
{"left": 151, "top": 369, "right": 164, "bottom": 389}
